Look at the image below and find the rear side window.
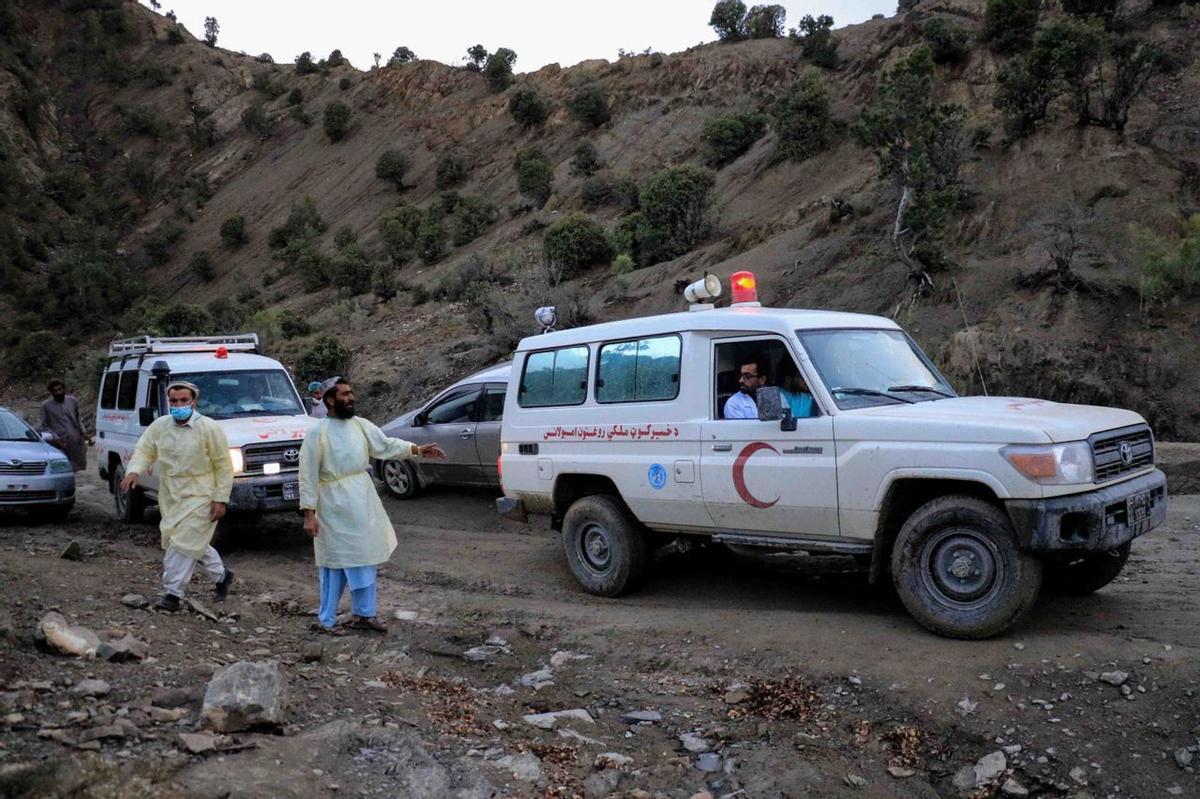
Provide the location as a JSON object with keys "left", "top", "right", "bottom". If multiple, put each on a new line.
{"left": 100, "top": 371, "right": 120, "bottom": 410}
{"left": 480, "top": 387, "right": 505, "bottom": 422}
{"left": 116, "top": 370, "right": 139, "bottom": 410}
{"left": 596, "top": 335, "right": 681, "bottom": 403}
{"left": 519, "top": 346, "right": 589, "bottom": 407}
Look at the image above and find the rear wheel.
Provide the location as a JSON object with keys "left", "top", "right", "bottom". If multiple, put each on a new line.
{"left": 892, "top": 495, "right": 1042, "bottom": 639}
{"left": 112, "top": 462, "right": 146, "bottom": 524}
{"left": 562, "top": 495, "right": 647, "bottom": 597}
{"left": 1043, "top": 543, "right": 1131, "bottom": 596}
{"left": 381, "top": 459, "right": 421, "bottom": 500}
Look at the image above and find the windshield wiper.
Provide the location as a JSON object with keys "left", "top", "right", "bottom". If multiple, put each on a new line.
{"left": 889, "top": 384, "right": 954, "bottom": 399}
{"left": 830, "top": 387, "right": 914, "bottom": 404}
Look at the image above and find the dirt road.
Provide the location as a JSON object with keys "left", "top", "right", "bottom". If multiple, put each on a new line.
{"left": 1, "top": 472, "right": 1197, "bottom": 798}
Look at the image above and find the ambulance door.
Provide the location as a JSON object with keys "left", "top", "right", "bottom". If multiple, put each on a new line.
{"left": 699, "top": 335, "right": 840, "bottom": 539}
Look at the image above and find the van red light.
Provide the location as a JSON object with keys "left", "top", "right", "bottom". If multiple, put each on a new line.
{"left": 730, "top": 271, "right": 758, "bottom": 304}
{"left": 215, "top": 346, "right": 229, "bottom": 359}
{"left": 497, "top": 456, "right": 505, "bottom": 491}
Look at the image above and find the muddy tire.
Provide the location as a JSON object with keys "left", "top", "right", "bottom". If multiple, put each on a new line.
{"left": 112, "top": 462, "right": 146, "bottom": 524}
{"left": 1043, "top": 543, "right": 1131, "bottom": 596}
{"left": 562, "top": 495, "right": 647, "bottom": 597}
{"left": 892, "top": 495, "right": 1042, "bottom": 639}
{"left": 381, "top": 459, "right": 421, "bottom": 500}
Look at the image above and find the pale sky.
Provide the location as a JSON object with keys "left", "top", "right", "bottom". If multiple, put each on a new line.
{"left": 140, "top": 1, "right": 893, "bottom": 72}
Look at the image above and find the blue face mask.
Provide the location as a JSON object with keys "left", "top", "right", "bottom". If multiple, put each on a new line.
{"left": 169, "top": 406, "right": 193, "bottom": 422}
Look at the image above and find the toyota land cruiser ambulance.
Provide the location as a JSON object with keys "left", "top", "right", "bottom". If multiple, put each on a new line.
{"left": 495, "top": 272, "right": 1168, "bottom": 639}
{"left": 96, "top": 335, "right": 319, "bottom": 523}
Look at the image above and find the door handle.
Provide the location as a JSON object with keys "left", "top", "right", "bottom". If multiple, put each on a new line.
{"left": 711, "top": 443, "right": 732, "bottom": 452}
{"left": 460, "top": 429, "right": 474, "bottom": 439}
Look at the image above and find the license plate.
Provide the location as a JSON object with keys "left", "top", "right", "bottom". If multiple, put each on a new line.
{"left": 282, "top": 482, "right": 299, "bottom": 501}
{"left": 1128, "top": 490, "right": 1152, "bottom": 527}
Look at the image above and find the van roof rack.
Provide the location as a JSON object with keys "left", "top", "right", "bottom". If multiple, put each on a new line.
{"left": 108, "top": 334, "right": 260, "bottom": 358}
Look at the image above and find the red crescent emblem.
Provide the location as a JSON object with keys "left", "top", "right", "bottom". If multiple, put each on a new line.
{"left": 732, "top": 441, "right": 780, "bottom": 509}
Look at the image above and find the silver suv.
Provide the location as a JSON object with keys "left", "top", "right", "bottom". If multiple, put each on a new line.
{"left": 375, "top": 363, "right": 509, "bottom": 499}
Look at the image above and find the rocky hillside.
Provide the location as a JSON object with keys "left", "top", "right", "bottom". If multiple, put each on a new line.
{"left": 1, "top": 0, "right": 1198, "bottom": 438}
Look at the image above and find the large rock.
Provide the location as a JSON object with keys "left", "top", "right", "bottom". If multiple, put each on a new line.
{"left": 953, "top": 751, "right": 1007, "bottom": 791}
{"left": 522, "top": 708, "right": 594, "bottom": 730}
{"left": 201, "top": 661, "right": 285, "bottom": 732}
{"left": 37, "top": 612, "right": 100, "bottom": 658}
{"left": 98, "top": 632, "right": 149, "bottom": 662}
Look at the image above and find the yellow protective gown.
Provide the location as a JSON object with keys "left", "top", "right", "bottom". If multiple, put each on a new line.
{"left": 298, "top": 417, "right": 417, "bottom": 570}
{"left": 127, "top": 412, "right": 233, "bottom": 560}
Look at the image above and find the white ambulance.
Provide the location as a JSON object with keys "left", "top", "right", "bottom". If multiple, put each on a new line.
{"left": 495, "top": 272, "right": 1167, "bottom": 638}
{"left": 95, "top": 335, "right": 318, "bottom": 522}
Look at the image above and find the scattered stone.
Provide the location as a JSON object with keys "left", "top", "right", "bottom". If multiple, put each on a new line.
{"left": 201, "top": 661, "right": 285, "bottom": 732}
{"left": 1001, "top": 777, "right": 1029, "bottom": 797}
{"left": 844, "top": 774, "right": 867, "bottom": 788}
{"left": 4, "top": 713, "right": 25, "bottom": 725}
{"left": 1069, "top": 766, "right": 1087, "bottom": 785}
{"left": 1002, "top": 744, "right": 1023, "bottom": 755}
{"left": 619, "top": 710, "right": 661, "bottom": 725}
{"left": 688, "top": 792, "right": 714, "bottom": 799}
{"left": 558, "top": 727, "right": 603, "bottom": 746}
{"left": 149, "top": 707, "right": 187, "bottom": 723}
{"left": 121, "top": 594, "right": 149, "bottom": 610}
{"left": 887, "top": 766, "right": 916, "bottom": 778}
{"left": 522, "top": 709, "right": 594, "bottom": 730}
{"left": 98, "top": 632, "right": 149, "bottom": 663}
{"left": 549, "top": 650, "right": 590, "bottom": 668}
{"left": 185, "top": 599, "right": 220, "bottom": 622}
{"left": 518, "top": 669, "right": 554, "bottom": 689}
{"left": 78, "top": 724, "right": 125, "bottom": 743}
{"left": 485, "top": 634, "right": 508, "bottom": 647}
{"left": 300, "top": 642, "right": 323, "bottom": 663}
{"left": 1167, "top": 787, "right": 1184, "bottom": 796}
{"left": 679, "top": 733, "right": 709, "bottom": 753}
{"left": 1174, "top": 748, "right": 1193, "bottom": 769}
{"left": 723, "top": 685, "right": 750, "bottom": 705}
{"left": 953, "top": 751, "right": 1007, "bottom": 791}
{"left": 71, "top": 678, "right": 111, "bottom": 697}
{"left": 956, "top": 696, "right": 978, "bottom": 717}
{"left": 37, "top": 611, "right": 100, "bottom": 658}
{"left": 696, "top": 753, "right": 721, "bottom": 772}
{"left": 494, "top": 752, "right": 542, "bottom": 781}
{"left": 1013, "top": 642, "right": 1025, "bottom": 651}
{"left": 152, "top": 686, "right": 202, "bottom": 708}
{"left": 492, "top": 719, "right": 510, "bottom": 731}
{"left": 464, "top": 645, "right": 504, "bottom": 663}
{"left": 392, "top": 609, "right": 419, "bottom": 621}
{"left": 60, "top": 540, "right": 83, "bottom": 561}
{"left": 595, "top": 752, "right": 632, "bottom": 769}
{"left": 1099, "top": 671, "right": 1129, "bottom": 686}
{"left": 178, "top": 731, "right": 218, "bottom": 754}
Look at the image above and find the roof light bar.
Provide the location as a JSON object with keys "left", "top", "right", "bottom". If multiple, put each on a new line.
{"left": 730, "top": 271, "right": 760, "bottom": 307}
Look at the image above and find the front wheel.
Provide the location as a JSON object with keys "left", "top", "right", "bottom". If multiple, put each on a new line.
{"left": 112, "top": 462, "right": 145, "bottom": 524}
{"left": 1043, "top": 543, "right": 1131, "bottom": 596}
{"left": 892, "top": 495, "right": 1042, "bottom": 639}
{"left": 562, "top": 495, "right": 647, "bottom": 597}
{"left": 381, "top": 459, "right": 421, "bottom": 500}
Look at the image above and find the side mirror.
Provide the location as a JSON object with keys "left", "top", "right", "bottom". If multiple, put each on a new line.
{"left": 40, "top": 431, "right": 55, "bottom": 443}
{"left": 138, "top": 407, "right": 156, "bottom": 427}
{"left": 413, "top": 412, "right": 426, "bottom": 427}
{"left": 757, "top": 386, "right": 784, "bottom": 422}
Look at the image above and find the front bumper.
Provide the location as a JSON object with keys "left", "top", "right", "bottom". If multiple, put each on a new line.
{"left": 228, "top": 473, "right": 302, "bottom": 514}
{"left": 1006, "top": 469, "right": 1168, "bottom": 552}
{"left": 0, "top": 473, "right": 76, "bottom": 507}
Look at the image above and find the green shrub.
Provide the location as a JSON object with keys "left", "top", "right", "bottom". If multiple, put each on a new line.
{"left": 295, "top": 336, "right": 352, "bottom": 381}
{"left": 323, "top": 102, "right": 352, "bottom": 142}
{"left": 514, "top": 146, "right": 554, "bottom": 207}
{"left": 388, "top": 46, "right": 416, "bottom": 66}
{"left": 701, "top": 111, "right": 765, "bottom": 166}
{"left": 337, "top": 76, "right": 350, "bottom": 91}
{"left": 289, "top": 105, "right": 312, "bottom": 127}
{"left": 123, "top": 154, "right": 159, "bottom": 202}
{"left": 789, "top": 14, "right": 839, "bottom": 68}
{"left": 165, "top": 23, "right": 185, "bottom": 44}
{"left": 745, "top": 4, "right": 786, "bottom": 39}
{"left": 508, "top": 85, "right": 548, "bottom": 128}
{"left": 771, "top": 69, "right": 832, "bottom": 161}
{"left": 6, "top": 331, "right": 65, "bottom": 377}
{"left": 325, "top": 49, "right": 347, "bottom": 68}
{"left": 637, "top": 165, "right": 716, "bottom": 263}
{"left": 157, "top": 303, "right": 211, "bottom": 336}
{"left": 611, "top": 253, "right": 635, "bottom": 274}
{"left": 189, "top": 250, "right": 216, "bottom": 282}
{"left": 255, "top": 53, "right": 274, "bottom": 64}
{"left": 268, "top": 197, "right": 326, "bottom": 250}
{"left": 328, "top": 247, "right": 371, "bottom": 296}
{"left": 450, "top": 195, "right": 498, "bottom": 246}
{"left": 923, "top": 18, "right": 972, "bottom": 64}
{"left": 1062, "top": 0, "right": 1120, "bottom": 23}
{"left": 1135, "top": 215, "right": 1200, "bottom": 308}
{"left": 206, "top": 297, "right": 243, "bottom": 331}
{"left": 375, "top": 148, "right": 411, "bottom": 190}
{"left": 710, "top": 0, "right": 747, "bottom": 41}
{"left": 120, "top": 105, "right": 175, "bottom": 140}
{"left": 241, "top": 103, "right": 274, "bottom": 137}
{"left": 483, "top": 47, "right": 517, "bottom": 92}
{"left": 543, "top": 213, "right": 614, "bottom": 279}
{"left": 570, "top": 140, "right": 603, "bottom": 177}
{"left": 981, "top": 0, "right": 1040, "bottom": 54}
{"left": 333, "top": 225, "right": 357, "bottom": 249}
{"left": 378, "top": 204, "right": 424, "bottom": 262}
{"left": 416, "top": 212, "right": 448, "bottom": 264}
{"left": 251, "top": 69, "right": 285, "bottom": 98}
{"left": 294, "top": 246, "right": 330, "bottom": 292}
{"left": 295, "top": 51, "right": 318, "bottom": 74}
{"left": 372, "top": 262, "right": 399, "bottom": 300}
{"left": 236, "top": 284, "right": 264, "bottom": 312}
{"left": 580, "top": 175, "right": 615, "bottom": 208}
{"left": 144, "top": 220, "right": 184, "bottom": 264}
{"left": 220, "top": 214, "right": 248, "bottom": 248}
{"left": 436, "top": 153, "right": 467, "bottom": 190}
{"left": 287, "top": 87, "right": 303, "bottom": 106}
{"left": 568, "top": 85, "right": 610, "bottom": 127}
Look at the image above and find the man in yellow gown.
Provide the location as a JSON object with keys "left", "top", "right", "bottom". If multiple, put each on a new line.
{"left": 299, "top": 377, "right": 444, "bottom": 634}
{"left": 121, "top": 382, "right": 235, "bottom": 612}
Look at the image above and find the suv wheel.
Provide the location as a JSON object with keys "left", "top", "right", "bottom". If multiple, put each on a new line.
{"left": 112, "top": 462, "right": 146, "bottom": 524}
{"left": 562, "top": 495, "right": 647, "bottom": 597}
{"left": 892, "top": 495, "right": 1042, "bottom": 639}
{"left": 1043, "top": 543, "right": 1131, "bottom": 596}
{"left": 381, "top": 459, "right": 420, "bottom": 500}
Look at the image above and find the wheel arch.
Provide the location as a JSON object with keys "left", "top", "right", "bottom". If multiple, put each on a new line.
{"left": 552, "top": 473, "right": 631, "bottom": 530}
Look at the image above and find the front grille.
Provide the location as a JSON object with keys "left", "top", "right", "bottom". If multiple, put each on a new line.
{"left": 0, "top": 490, "right": 57, "bottom": 501}
{"left": 1091, "top": 425, "right": 1154, "bottom": 482}
{"left": 242, "top": 442, "right": 302, "bottom": 475}
{"left": 0, "top": 461, "right": 47, "bottom": 475}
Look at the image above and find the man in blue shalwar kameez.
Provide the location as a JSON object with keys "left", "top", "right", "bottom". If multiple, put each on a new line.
{"left": 298, "top": 377, "right": 444, "bottom": 634}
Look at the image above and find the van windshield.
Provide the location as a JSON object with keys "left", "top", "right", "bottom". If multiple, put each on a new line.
{"left": 797, "top": 329, "right": 956, "bottom": 409}
{"left": 171, "top": 370, "right": 305, "bottom": 420}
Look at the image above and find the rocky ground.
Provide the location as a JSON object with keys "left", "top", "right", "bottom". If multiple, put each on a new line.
{"left": 1, "top": 472, "right": 1198, "bottom": 799}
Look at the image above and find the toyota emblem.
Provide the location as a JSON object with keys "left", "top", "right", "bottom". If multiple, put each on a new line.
{"left": 282, "top": 448, "right": 301, "bottom": 463}
{"left": 10, "top": 459, "right": 21, "bottom": 467}
{"left": 1118, "top": 441, "right": 1134, "bottom": 466}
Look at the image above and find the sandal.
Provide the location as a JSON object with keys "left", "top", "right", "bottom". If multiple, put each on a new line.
{"left": 309, "top": 622, "right": 348, "bottom": 637}
{"left": 346, "top": 616, "right": 387, "bottom": 633}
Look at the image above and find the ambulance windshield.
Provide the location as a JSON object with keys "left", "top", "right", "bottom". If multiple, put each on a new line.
{"left": 797, "top": 329, "right": 956, "bottom": 410}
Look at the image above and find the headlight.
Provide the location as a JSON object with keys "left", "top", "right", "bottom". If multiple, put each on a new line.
{"left": 228, "top": 448, "right": 245, "bottom": 473}
{"left": 1002, "top": 442, "right": 1093, "bottom": 485}
{"left": 49, "top": 459, "right": 73, "bottom": 474}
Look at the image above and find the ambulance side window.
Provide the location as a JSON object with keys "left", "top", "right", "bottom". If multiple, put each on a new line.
{"left": 596, "top": 335, "right": 681, "bottom": 403}
{"left": 518, "top": 346, "right": 589, "bottom": 407}
{"left": 116, "top": 370, "right": 140, "bottom": 411}
{"left": 100, "top": 371, "right": 119, "bottom": 410}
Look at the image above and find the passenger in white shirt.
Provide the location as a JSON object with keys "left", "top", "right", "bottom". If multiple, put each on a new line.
{"left": 723, "top": 358, "right": 768, "bottom": 420}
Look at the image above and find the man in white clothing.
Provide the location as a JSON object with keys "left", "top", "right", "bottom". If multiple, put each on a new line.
{"left": 723, "top": 358, "right": 768, "bottom": 420}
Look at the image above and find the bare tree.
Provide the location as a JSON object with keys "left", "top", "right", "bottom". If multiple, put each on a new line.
{"left": 203, "top": 16, "right": 219, "bottom": 47}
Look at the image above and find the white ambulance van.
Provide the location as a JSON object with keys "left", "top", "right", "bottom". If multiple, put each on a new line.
{"left": 496, "top": 272, "right": 1167, "bottom": 638}
{"left": 95, "top": 335, "right": 318, "bottom": 522}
